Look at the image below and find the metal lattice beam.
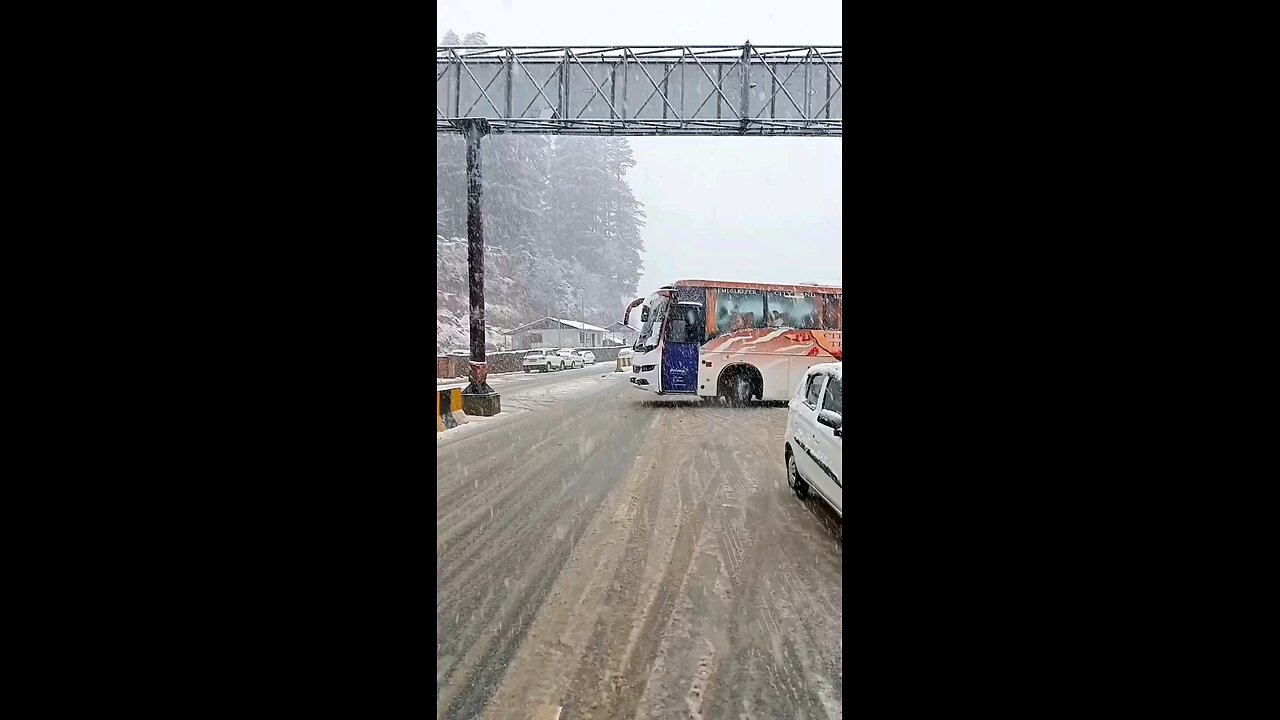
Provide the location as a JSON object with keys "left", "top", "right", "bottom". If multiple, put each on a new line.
{"left": 436, "top": 44, "right": 842, "bottom": 136}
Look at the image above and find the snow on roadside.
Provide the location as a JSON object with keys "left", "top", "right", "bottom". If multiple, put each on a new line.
{"left": 436, "top": 405, "right": 531, "bottom": 444}
{"left": 436, "top": 368, "right": 623, "bottom": 445}
{"left": 435, "top": 368, "right": 526, "bottom": 388}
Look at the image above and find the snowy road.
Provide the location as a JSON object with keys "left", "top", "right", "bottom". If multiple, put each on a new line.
{"left": 436, "top": 366, "right": 843, "bottom": 720}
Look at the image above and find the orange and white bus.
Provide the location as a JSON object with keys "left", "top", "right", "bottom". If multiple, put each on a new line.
{"left": 623, "top": 279, "right": 842, "bottom": 403}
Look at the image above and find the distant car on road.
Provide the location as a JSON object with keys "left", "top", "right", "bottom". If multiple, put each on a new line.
{"left": 578, "top": 350, "right": 596, "bottom": 365}
{"left": 784, "top": 362, "right": 842, "bottom": 517}
{"left": 557, "top": 350, "right": 585, "bottom": 368}
{"left": 522, "top": 349, "right": 565, "bottom": 372}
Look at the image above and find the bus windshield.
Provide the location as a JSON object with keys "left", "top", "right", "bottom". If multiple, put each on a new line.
{"left": 636, "top": 295, "right": 668, "bottom": 350}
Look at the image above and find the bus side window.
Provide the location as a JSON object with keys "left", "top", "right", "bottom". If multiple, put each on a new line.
{"left": 820, "top": 296, "right": 840, "bottom": 329}
{"left": 717, "top": 292, "right": 766, "bottom": 331}
{"left": 688, "top": 307, "right": 705, "bottom": 342}
{"left": 667, "top": 307, "right": 704, "bottom": 343}
{"left": 766, "top": 293, "right": 817, "bottom": 328}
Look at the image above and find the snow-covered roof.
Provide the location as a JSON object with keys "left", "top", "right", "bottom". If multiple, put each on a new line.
{"left": 808, "top": 362, "right": 842, "bottom": 381}
{"left": 506, "top": 316, "right": 608, "bottom": 334}
{"left": 553, "top": 317, "right": 607, "bottom": 332}
{"left": 606, "top": 321, "right": 638, "bottom": 331}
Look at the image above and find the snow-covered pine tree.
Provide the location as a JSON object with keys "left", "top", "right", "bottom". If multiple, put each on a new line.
{"left": 436, "top": 33, "right": 648, "bottom": 336}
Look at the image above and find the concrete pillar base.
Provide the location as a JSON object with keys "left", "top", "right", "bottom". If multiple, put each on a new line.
{"left": 462, "top": 392, "right": 501, "bottom": 416}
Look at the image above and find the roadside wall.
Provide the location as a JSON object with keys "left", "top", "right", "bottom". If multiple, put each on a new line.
{"left": 436, "top": 346, "right": 627, "bottom": 378}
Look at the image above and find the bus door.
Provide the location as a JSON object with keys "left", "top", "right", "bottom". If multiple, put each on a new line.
{"left": 662, "top": 302, "right": 704, "bottom": 394}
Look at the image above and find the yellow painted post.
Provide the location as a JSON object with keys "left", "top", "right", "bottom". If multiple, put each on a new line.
{"left": 450, "top": 388, "right": 468, "bottom": 424}
{"left": 438, "top": 387, "right": 469, "bottom": 432}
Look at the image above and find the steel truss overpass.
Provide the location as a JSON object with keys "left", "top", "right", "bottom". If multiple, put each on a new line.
{"left": 437, "top": 44, "right": 842, "bottom": 136}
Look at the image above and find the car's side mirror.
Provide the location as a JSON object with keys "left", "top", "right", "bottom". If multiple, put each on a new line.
{"left": 833, "top": 427, "right": 842, "bottom": 438}
{"left": 817, "top": 409, "right": 842, "bottom": 431}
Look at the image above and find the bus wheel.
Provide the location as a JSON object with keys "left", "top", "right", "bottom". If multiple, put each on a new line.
{"left": 725, "top": 375, "right": 752, "bottom": 405}
{"left": 718, "top": 364, "right": 761, "bottom": 406}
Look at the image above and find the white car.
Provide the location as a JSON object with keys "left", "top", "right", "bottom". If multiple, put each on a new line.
{"left": 557, "top": 350, "right": 585, "bottom": 368}
{"left": 577, "top": 350, "right": 596, "bottom": 365}
{"left": 784, "top": 362, "right": 842, "bottom": 517}
{"left": 522, "top": 349, "right": 565, "bottom": 372}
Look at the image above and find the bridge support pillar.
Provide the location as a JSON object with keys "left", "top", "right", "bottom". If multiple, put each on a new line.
{"left": 457, "top": 118, "right": 500, "bottom": 416}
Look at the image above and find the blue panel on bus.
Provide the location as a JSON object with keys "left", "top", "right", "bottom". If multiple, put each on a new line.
{"left": 662, "top": 342, "right": 700, "bottom": 393}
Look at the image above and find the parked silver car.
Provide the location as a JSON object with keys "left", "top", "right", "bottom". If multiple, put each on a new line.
{"left": 556, "top": 350, "right": 585, "bottom": 368}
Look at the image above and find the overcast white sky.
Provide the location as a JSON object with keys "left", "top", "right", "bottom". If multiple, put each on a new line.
{"left": 438, "top": 0, "right": 842, "bottom": 292}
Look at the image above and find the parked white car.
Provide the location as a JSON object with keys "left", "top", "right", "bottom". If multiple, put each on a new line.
{"left": 784, "top": 362, "right": 842, "bottom": 517}
{"left": 577, "top": 350, "right": 596, "bottom": 365}
{"left": 522, "top": 349, "right": 565, "bottom": 372}
{"left": 557, "top": 350, "right": 585, "bottom": 368}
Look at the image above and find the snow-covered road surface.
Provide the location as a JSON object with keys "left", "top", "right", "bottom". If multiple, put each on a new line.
{"left": 436, "top": 366, "right": 842, "bottom": 719}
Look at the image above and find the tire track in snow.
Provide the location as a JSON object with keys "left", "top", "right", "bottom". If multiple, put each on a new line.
{"left": 436, "top": 378, "right": 645, "bottom": 720}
